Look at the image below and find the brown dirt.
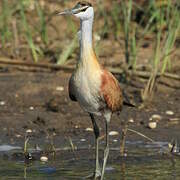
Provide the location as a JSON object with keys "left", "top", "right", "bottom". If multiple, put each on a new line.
{"left": 0, "top": 68, "right": 179, "bottom": 149}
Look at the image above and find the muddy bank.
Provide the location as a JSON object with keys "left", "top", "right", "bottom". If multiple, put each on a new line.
{"left": 0, "top": 69, "right": 179, "bottom": 150}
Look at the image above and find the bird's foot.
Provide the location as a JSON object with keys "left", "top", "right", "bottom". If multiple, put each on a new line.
{"left": 85, "top": 171, "right": 101, "bottom": 180}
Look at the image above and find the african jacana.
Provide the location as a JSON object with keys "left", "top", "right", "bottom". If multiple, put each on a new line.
{"left": 58, "top": 1, "right": 133, "bottom": 179}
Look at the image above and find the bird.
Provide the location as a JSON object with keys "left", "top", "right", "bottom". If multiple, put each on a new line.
{"left": 58, "top": 1, "right": 134, "bottom": 179}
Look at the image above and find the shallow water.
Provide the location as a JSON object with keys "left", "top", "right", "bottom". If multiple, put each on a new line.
{"left": 0, "top": 142, "right": 180, "bottom": 179}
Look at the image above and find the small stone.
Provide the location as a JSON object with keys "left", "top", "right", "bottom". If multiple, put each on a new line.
{"left": 0, "top": 101, "right": 5, "bottom": 106}
{"left": 85, "top": 127, "right": 93, "bottom": 132}
{"left": 166, "top": 111, "right": 174, "bottom": 115}
{"left": 40, "top": 156, "right": 48, "bottom": 162}
{"left": 53, "top": 132, "right": 56, "bottom": 136}
{"left": 151, "top": 114, "right": 162, "bottom": 120}
{"left": 75, "top": 125, "right": 79, "bottom": 129}
{"left": 15, "top": 134, "right": 21, "bottom": 138}
{"left": 128, "top": 118, "right": 134, "bottom": 123}
{"left": 29, "top": 106, "right": 34, "bottom": 110}
{"left": 56, "top": 86, "right": 64, "bottom": 91}
{"left": 109, "top": 131, "right": 119, "bottom": 136}
{"left": 26, "top": 129, "right": 32, "bottom": 133}
{"left": 148, "top": 122, "right": 157, "bottom": 129}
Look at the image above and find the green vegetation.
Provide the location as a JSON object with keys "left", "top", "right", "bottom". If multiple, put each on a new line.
{"left": 142, "top": 0, "right": 180, "bottom": 100}
{"left": 0, "top": 0, "right": 46, "bottom": 62}
{"left": 0, "top": 0, "right": 12, "bottom": 47}
{"left": 20, "top": 1, "right": 42, "bottom": 62}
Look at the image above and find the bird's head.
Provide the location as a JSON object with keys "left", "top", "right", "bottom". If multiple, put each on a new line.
{"left": 58, "top": 1, "right": 93, "bottom": 21}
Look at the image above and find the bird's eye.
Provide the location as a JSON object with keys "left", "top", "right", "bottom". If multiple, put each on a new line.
{"left": 81, "top": 7, "right": 89, "bottom": 12}
{"left": 77, "top": 1, "right": 92, "bottom": 7}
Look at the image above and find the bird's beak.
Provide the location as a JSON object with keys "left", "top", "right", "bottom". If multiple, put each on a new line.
{"left": 57, "top": 5, "right": 88, "bottom": 16}
{"left": 57, "top": 9, "right": 73, "bottom": 15}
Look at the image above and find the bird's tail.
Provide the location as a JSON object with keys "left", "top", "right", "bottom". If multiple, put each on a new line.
{"left": 123, "top": 90, "right": 136, "bottom": 107}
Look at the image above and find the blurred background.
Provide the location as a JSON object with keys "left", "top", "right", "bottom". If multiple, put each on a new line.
{"left": 0, "top": 0, "right": 179, "bottom": 100}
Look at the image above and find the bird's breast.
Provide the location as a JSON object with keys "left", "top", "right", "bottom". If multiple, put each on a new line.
{"left": 72, "top": 67, "right": 103, "bottom": 115}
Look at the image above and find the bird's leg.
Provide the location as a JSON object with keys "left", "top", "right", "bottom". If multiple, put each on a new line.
{"left": 101, "top": 112, "right": 111, "bottom": 180}
{"left": 89, "top": 113, "right": 101, "bottom": 179}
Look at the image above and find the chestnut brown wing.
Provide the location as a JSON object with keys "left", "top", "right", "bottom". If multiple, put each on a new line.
{"left": 100, "top": 70, "right": 123, "bottom": 112}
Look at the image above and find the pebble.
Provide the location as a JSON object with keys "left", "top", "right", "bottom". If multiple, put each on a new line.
{"left": 151, "top": 114, "right": 162, "bottom": 120}
{"left": 26, "top": 129, "right": 32, "bottom": 133}
{"left": 148, "top": 122, "right": 157, "bottom": 129}
{"left": 85, "top": 127, "right": 93, "bottom": 132}
{"left": 128, "top": 118, "right": 134, "bottom": 123}
{"left": 56, "top": 86, "right": 64, "bottom": 91}
{"left": 166, "top": 110, "right": 174, "bottom": 115}
{"left": 15, "top": 134, "right": 21, "bottom": 138}
{"left": 29, "top": 106, "right": 34, "bottom": 110}
{"left": 53, "top": 132, "right": 56, "bottom": 136}
{"left": 0, "top": 101, "right": 5, "bottom": 106}
{"left": 40, "top": 156, "right": 48, "bottom": 162}
{"left": 109, "top": 131, "right": 119, "bottom": 136}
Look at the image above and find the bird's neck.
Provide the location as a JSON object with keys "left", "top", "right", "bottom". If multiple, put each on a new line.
{"left": 79, "top": 18, "right": 94, "bottom": 60}
{"left": 80, "top": 18, "right": 93, "bottom": 52}
{"left": 77, "top": 17, "right": 100, "bottom": 70}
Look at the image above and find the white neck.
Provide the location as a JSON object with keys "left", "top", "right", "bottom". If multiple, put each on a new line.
{"left": 79, "top": 17, "right": 93, "bottom": 58}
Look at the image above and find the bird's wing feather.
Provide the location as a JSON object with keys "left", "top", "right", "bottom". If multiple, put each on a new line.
{"left": 68, "top": 75, "right": 77, "bottom": 101}
{"left": 100, "top": 69, "right": 123, "bottom": 112}
{"left": 122, "top": 90, "right": 135, "bottom": 107}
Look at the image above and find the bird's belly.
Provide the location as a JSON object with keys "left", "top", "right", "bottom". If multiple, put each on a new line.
{"left": 76, "top": 88, "right": 101, "bottom": 115}
{"left": 73, "top": 74, "right": 102, "bottom": 115}
{"left": 72, "top": 66, "right": 103, "bottom": 115}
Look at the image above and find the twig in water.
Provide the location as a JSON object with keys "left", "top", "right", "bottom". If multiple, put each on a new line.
{"left": 127, "top": 128, "right": 154, "bottom": 142}
{"left": 127, "top": 128, "right": 172, "bottom": 154}
{"left": 120, "top": 124, "right": 128, "bottom": 156}
{"left": 68, "top": 137, "right": 77, "bottom": 160}
{"left": 24, "top": 134, "right": 29, "bottom": 154}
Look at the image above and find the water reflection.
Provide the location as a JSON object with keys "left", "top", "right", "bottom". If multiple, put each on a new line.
{"left": 0, "top": 142, "right": 180, "bottom": 179}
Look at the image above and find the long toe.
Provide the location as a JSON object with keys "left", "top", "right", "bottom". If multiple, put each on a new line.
{"left": 85, "top": 171, "right": 101, "bottom": 180}
{"left": 94, "top": 170, "right": 101, "bottom": 179}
